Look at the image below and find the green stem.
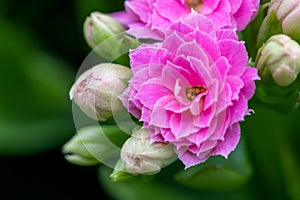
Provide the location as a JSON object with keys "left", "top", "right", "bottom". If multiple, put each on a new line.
{"left": 276, "top": 128, "right": 300, "bottom": 200}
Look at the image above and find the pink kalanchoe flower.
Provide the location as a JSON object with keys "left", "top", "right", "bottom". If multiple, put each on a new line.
{"left": 112, "top": 0, "right": 259, "bottom": 39}
{"left": 120, "top": 12, "right": 259, "bottom": 168}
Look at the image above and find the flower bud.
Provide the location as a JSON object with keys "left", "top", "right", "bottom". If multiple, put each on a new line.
{"left": 62, "top": 126, "right": 120, "bottom": 166}
{"left": 121, "top": 127, "right": 177, "bottom": 175}
{"left": 69, "top": 63, "right": 132, "bottom": 121}
{"left": 84, "top": 12, "right": 125, "bottom": 48}
{"left": 267, "top": 0, "right": 300, "bottom": 41}
{"left": 83, "top": 12, "right": 140, "bottom": 62}
{"left": 256, "top": 34, "right": 300, "bottom": 87}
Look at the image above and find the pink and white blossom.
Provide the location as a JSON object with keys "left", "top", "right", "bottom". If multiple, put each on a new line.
{"left": 112, "top": 0, "right": 259, "bottom": 39}
{"left": 120, "top": 13, "right": 259, "bottom": 168}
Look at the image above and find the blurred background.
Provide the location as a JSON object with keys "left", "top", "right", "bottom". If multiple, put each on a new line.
{"left": 1, "top": 0, "right": 300, "bottom": 200}
{"left": 0, "top": 0, "right": 123, "bottom": 199}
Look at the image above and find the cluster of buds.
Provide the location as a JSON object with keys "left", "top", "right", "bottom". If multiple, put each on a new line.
{"left": 257, "top": 0, "right": 300, "bottom": 46}
{"left": 67, "top": 11, "right": 178, "bottom": 178}
{"left": 255, "top": 0, "right": 300, "bottom": 111}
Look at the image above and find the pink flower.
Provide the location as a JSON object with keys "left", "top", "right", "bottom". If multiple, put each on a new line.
{"left": 120, "top": 13, "right": 259, "bottom": 168}
{"left": 112, "top": 0, "right": 259, "bottom": 39}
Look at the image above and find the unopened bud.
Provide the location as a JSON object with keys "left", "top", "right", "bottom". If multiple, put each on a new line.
{"left": 62, "top": 126, "right": 121, "bottom": 166}
{"left": 121, "top": 127, "right": 177, "bottom": 175}
{"left": 70, "top": 63, "right": 132, "bottom": 121}
{"left": 256, "top": 34, "right": 300, "bottom": 87}
{"left": 83, "top": 12, "right": 140, "bottom": 61}
{"left": 84, "top": 12, "right": 125, "bottom": 48}
{"left": 272, "top": 0, "right": 300, "bottom": 41}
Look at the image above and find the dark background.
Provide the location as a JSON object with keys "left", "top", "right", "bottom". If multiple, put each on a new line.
{"left": 0, "top": 0, "right": 123, "bottom": 199}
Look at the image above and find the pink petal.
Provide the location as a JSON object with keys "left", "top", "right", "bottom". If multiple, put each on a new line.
{"left": 240, "top": 67, "right": 259, "bottom": 99}
{"left": 154, "top": 0, "right": 189, "bottom": 22}
{"left": 228, "top": 0, "right": 243, "bottom": 14}
{"left": 127, "top": 24, "right": 164, "bottom": 40}
{"left": 218, "top": 40, "right": 248, "bottom": 76}
{"left": 136, "top": 83, "right": 172, "bottom": 109}
{"left": 177, "top": 148, "right": 210, "bottom": 168}
{"left": 125, "top": 0, "right": 151, "bottom": 23}
{"left": 150, "top": 95, "right": 174, "bottom": 128}
{"left": 201, "top": 0, "right": 220, "bottom": 14}
{"left": 227, "top": 75, "right": 244, "bottom": 100}
{"left": 211, "top": 123, "right": 240, "bottom": 158}
{"left": 229, "top": 94, "right": 248, "bottom": 124}
{"left": 170, "top": 111, "right": 198, "bottom": 138}
{"left": 110, "top": 11, "right": 139, "bottom": 26}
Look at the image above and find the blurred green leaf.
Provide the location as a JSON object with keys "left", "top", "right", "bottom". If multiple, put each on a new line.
{"left": 98, "top": 162, "right": 257, "bottom": 200}
{"left": 243, "top": 98, "right": 300, "bottom": 199}
{"left": 174, "top": 140, "right": 252, "bottom": 191}
{"left": 0, "top": 19, "right": 74, "bottom": 155}
{"left": 99, "top": 165, "right": 202, "bottom": 200}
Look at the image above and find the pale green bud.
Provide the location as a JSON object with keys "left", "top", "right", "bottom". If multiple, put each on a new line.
{"left": 256, "top": 34, "right": 300, "bottom": 87}
{"left": 121, "top": 127, "right": 177, "bottom": 175}
{"left": 83, "top": 12, "right": 140, "bottom": 62}
{"left": 270, "top": 0, "right": 300, "bottom": 41}
{"left": 69, "top": 63, "right": 132, "bottom": 121}
{"left": 62, "top": 126, "right": 120, "bottom": 166}
{"left": 84, "top": 12, "right": 125, "bottom": 48}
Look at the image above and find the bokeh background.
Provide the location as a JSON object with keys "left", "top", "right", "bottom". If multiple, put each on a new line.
{"left": 1, "top": 0, "right": 300, "bottom": 200}
{"left": 0, "top": 0, "right": 123, "bottom": 199}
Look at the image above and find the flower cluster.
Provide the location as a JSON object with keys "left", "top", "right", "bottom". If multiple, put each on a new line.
{"left": 112, "top": 0, "right": 259, "bottom": 39}
{"left": 120, "top": 12, "right": 258, "bottom": 168}
{"left": 67, "top": 0, "right": 300, "bottom": 178}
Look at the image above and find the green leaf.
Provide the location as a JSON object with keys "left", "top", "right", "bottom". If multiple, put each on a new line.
{"left": 174, "top": 140, "right": 252, "bottom": 191}
{"left": 99, "top": 166, "right": 201, "bottom": 200}
{"left": 98, "top": 162, "right": 257, "bottom": 200}
{"left": 0, "top": 20, "right": 74, "bottom": 155}
{"left": 243, "top": 98, "right": 300, "bottom": 199}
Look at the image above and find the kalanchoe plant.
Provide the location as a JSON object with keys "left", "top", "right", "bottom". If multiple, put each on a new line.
{"left": 64, "top": 0, "right": 300, "bottom": 199}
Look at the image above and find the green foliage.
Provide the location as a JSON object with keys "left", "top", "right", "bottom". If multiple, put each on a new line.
{"left": 0, "top": 19, "right": 74, "bottom": 155}
{"left": 174, "top": 140, "right": 252, "bottom": 191}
